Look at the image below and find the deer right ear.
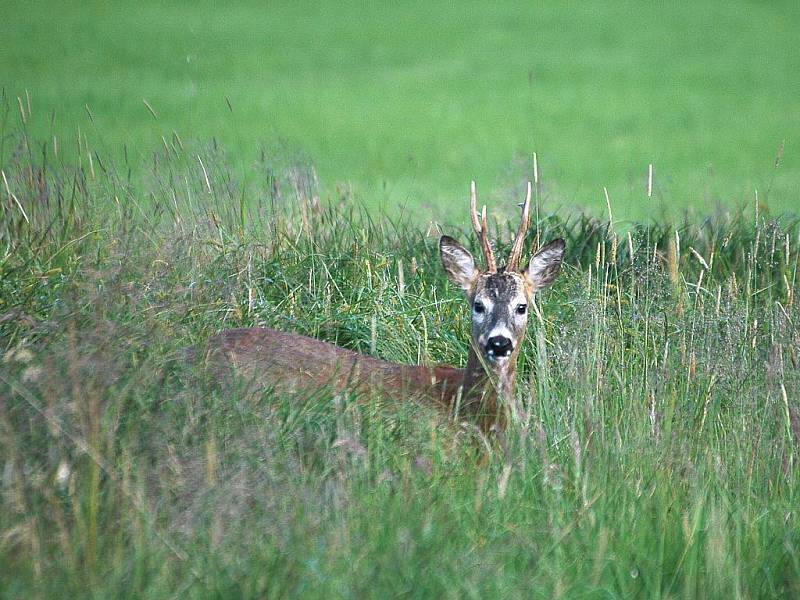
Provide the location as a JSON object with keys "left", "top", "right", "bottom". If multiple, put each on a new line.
{"left": 524, "top": 238, "right": 565, "bottom": 292}
{"left": 440, "top": 235, "right": 479, "bottom": 291}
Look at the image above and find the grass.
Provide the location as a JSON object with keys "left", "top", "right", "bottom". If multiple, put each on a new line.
{"left": 2, "top": 0, "right": 799, "bottom": 219}
{"left": 2, "top": 122, "right": 800, "bottom": 598}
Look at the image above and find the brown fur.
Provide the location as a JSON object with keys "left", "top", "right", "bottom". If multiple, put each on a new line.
{"left": 197, "top": 327, "right": 502, "bottom": 431}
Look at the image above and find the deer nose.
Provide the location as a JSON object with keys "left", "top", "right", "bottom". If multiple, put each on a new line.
{"left": 487, "top": 336, "right": 513, "bottom": 358}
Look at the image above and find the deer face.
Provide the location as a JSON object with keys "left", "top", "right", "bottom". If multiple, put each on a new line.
{"left": 439, "top": 181, "right": 564, "bottom": 370}
{"left": 440, "top": 236, "right": 565, "bottom": 367}
{"left": 471, "top": 271, "right": 530, "bottom": 364}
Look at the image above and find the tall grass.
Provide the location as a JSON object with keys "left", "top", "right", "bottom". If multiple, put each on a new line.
{"left": 1, "top": 124, "right": 799, "bottom": 598}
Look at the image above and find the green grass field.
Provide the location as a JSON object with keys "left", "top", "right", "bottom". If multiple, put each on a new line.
{"left": 2, "top": 2, "right": 800, "bottom": 597}
{"left": 1, "top": 127, "right": 800, "bottom": 597}
{"left": 2, "top": 0, "right": 799, "bottom": 219}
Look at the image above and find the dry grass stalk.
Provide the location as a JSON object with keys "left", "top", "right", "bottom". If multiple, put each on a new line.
{"left": 627, "top": 231, "right": 634, "bottom": 261}
{"left": 16, "top": 96, "right": 26, "bottom": 124}
{"left": 667, "top": 237, "right": 679, "bottom": 286}
{"left": 397, "top": 258, "right": 405, "bottom": 298}
{"left": 197, "top": 156, "right": 212, "bottom": 194}
{"left": 142, "top": 98, "right": 158, "bottom": 120}
{"left": 689, "top": 247, "right": 710, "bottom": 271}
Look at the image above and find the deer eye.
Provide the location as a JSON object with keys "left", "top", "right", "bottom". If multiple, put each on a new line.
{"left": 473, "top": 301, "right": 485, "bottom": 314}
{"left": 516, "top": 303, "right": 527, "bottom": 315}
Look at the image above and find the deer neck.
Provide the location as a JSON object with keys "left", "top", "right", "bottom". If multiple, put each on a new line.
{"left": 462, "top": 344, "right": 517, "bottom": 431}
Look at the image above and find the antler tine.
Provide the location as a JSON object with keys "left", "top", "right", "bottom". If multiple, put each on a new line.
{"left": 469, "top": 180, "right": 481, "bottom": 234}
{"left": 507, "top": 181, "right": 532, "bottom": 271}
{"left": 470, "top": 181, "right": 497, "bottom": 272}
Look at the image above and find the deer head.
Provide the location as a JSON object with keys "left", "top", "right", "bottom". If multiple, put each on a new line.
{"left": 439, "top": 181, "right": 565, "bottom": 378}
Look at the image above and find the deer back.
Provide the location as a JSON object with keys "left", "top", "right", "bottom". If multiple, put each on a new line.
{"left": 195, "top": 327, "right": 469, "bottom": 410}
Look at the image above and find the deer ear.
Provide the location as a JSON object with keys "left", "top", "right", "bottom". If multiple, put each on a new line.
{"left": 524, "top": 239, "right": 565, "bottom": 292}
{"left": 440, "top": 235, "right": 478, "bottom": 291}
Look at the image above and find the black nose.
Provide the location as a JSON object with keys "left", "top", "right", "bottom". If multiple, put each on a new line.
{"left": 487, "top": 336, "right": 513, "bottom": 357}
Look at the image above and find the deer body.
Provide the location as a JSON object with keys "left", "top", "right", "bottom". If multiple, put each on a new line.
{"left": 199, "top": 182, "right": 564, "bottom": 434}
{"left": 200, "top": 326, "right": 503, "bottom": 430}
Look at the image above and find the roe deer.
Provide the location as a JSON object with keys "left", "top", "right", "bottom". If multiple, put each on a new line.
{"left": 198, "top": 181, "right": 565, "bottom": 434}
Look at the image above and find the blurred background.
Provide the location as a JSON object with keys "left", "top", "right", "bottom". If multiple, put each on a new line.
{"left": 2, "top": 0, "right": 798, "bottom": 221}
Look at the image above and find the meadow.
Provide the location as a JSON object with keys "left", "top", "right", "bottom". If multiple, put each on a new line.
{"left": 1, "top": 117, "right": 799, "bottom": 597}
{"left": 2, "top": 0, "right": 799, "bottom": 219}
{"left": 2, "top": 1, "right": 800, "bottom": 597}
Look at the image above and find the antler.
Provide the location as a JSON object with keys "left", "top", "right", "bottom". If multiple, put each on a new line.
{"left": 470, "top": 181, "right": 497, "bottom": 272}
{"left": 506, "top": 181, "right": 532, "bottom": 271}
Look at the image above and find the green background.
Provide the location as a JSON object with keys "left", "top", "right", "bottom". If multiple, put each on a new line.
{"left": 2, "top": 0, "right": 799, "bottom": 219}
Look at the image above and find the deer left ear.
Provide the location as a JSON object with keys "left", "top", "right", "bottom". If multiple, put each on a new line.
{"left": 524, "top": 239, "right": 565, "bottom": 292}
